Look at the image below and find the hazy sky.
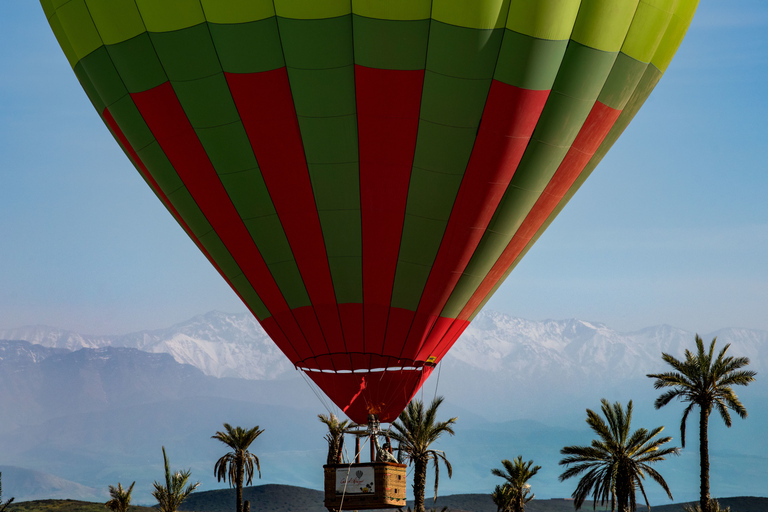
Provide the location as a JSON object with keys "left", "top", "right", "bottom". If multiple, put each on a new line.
{"left": 1, "top": 2, "right": 766, "bottom": 336}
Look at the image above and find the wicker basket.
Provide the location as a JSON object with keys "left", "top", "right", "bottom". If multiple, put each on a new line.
{"left": 324, "top": 462, "right": 407, "bottom": 510}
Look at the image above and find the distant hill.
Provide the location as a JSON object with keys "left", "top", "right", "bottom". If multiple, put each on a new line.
{"left": 7, "top": 487, "right": 768, "bottom": 512}
{"left": 7, "top": 500, "right": 154, "bottom": 512}
{"left": 0, "top": 467, "right": 104, "bottom": 502}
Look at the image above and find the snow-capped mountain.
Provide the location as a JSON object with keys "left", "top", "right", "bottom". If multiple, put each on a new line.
{"left": 0, "top": 311, "right": 292, "bottom": 380}
{"left": 2, "top": 310, "right": 766, "bottom": 383}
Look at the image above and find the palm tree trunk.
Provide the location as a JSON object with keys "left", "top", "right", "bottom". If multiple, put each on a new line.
{"left": 236, "top": 457, "right": 244, "bottom": 512}
{"left": 514, "top": 489, "right": 523, "bottom": 512}
{"left": 699, "top": 407, "right": 711, "bottom": 512}
{"left": 413, "top": 457, "right": 428, "bottom": 512}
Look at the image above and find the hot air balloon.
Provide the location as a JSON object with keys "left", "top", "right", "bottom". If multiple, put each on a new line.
{"left": 41, "top": 0, "right": 699, "bottom": 425}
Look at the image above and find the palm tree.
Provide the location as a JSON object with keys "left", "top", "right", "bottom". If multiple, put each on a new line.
{"left": 559, "top": 399, "right": 679, "bottom": 512}
{"left": 0, "top": 473, "right": 14, "bottom": 512}
{"left": 152, "top": 446, "right": 200, "bottom": 512}
{"left": 318, "top": 413, "right": 352, "bottom": 464}
{"left": 105, "top": 481, "right": 135, "bottom": 512}
{"left": 491, "top": 484, "right": 515, "bottom": 512}
{"left": 212, "top": 423, "right": 264, "bottom": 512}
{"left": 389, "top": 397, "right": 457, "bottom": 512}
{"left": 491, "top": 456, "right": 540, "bottom": 512}
{"left": 647, "top": 335, "right": 755, "bottom": 512}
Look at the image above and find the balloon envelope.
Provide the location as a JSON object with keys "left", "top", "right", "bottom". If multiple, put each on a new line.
{"left": 41, "top": 0, "right": 698, "bottom": 423}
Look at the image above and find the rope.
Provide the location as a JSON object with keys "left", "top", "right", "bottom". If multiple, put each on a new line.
{"left": 298, "top": 369, "right": 337, "bottom": 417}
{"left": 432, "top": 361, "right": 442, "bottom": 404}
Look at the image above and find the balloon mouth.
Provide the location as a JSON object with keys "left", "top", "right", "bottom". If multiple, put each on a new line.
{"left": 300, "top": 362, "right": 435, "bottom": 424}
{"left": 297, "top": 364, "right": 428, "bottom": 374}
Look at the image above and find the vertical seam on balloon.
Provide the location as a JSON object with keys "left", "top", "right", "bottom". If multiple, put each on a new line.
{"left": 386, "top": 1, "right": 434, "bottom": 361}
{"left": 403, "top": 6, "right": 516, "bottom": 359}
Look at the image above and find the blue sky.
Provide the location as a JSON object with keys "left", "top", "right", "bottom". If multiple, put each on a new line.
{"left": 1, "top": 2, "right": 766, "bottom": 336}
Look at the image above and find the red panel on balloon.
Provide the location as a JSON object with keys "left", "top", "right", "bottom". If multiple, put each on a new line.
{"left": 356, "top": 66, "right": 423, "bottom": 356}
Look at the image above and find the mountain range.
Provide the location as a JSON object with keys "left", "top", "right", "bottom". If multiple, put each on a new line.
{"left": 1, "top": 311, "right": 766, "bottom": 505}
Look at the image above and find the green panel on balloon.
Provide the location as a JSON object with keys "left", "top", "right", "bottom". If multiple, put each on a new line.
{"left": 172, "top": 74, "right": 240, "bottom": 129}
{"left": 287, "top": 67, "right": 356, "bottom": 118}
{"left": 196, "top": 123, "right": 258, "bottom": 176}
{"left": 505, "top": 0, "right": 581, "bottom": 40}
{"left": 209, "top": 19, "right": 286, "bottom": 73}
{"left": 432, "top": 0, "right": 510, "bottom": 30}
{"left": 277, "top": 16, "right": 353, "bottom": 70}
{"left": 319, "top": 211, "right": 362, "bottom": 260}
{"left": 319, "top": 210, "right": 363, "bottom": 303}
{"left": 551, "top": 42, "right": 618, "bottom": 102}
{"left": 53, "top": 0, "right": 102, "bottom": 62}
{"left": 352, "top": 15, "right": 429, "bottom": 69}
{"left": 107, "top": 95, "right": 155, "bottom": 152}
{"left": 136, "top": 0, "right": 205, "bottom": 32}
{"left": 84, "top": 0, "right": 145, "bottom": 46}
{"left": 412, "top": 122, "right": 476, "bottom": 174}
{"left": 419, "top": 72, "right": 492, "bottom": 128}
{"left": 166, "top": 187, "right": 213, "bottom": 239}
{"left": 197, "top": 230, "right": 241, "bottom": 280}
{"left": 243, "top": 215, "right": 294, "bottom": 265}
{"left": 242, "top": 216, "right": 311, "bottom": 308}
{"left": 150, "top": 24, "right": 221, "bottom": 82}
{"left": 267, "top": 260, "right": 312, "bottom": 308}
{"left": 308, "top": 163, "right": 361, "bottom": 211}
{"left": 229, "top": 273, "right": 271, "bottom": 320}
{"left": 598, "top": 53, "right": 649, "bottom": 110}
{"left": 78, "top": 46, "right": 128, "bottom": 110}
{"left": 652, "top": 0, "right": 699, "bottom": 72}
{"left": 405, "top": 169, "right": 464, "bottom": 222}
{"left": 570, "top": 0, "right": 638, "bottom": 53}
{"left": 73, "top": 62, "right": 105, "bottom": 114}
{"left": 621, "top": 0, "right": 675, "bottom": 64}
{"left": 487, "top": 184, "right": 545, "bottom": 235}
{"left": 297, "top": 116, "right": 359, "bottom": 164}
{"left": 441, "top": 230, "right": 509, "bottom": 317}
{"left": 135, "top": 142, "right": 185, "bottom": 195}
{"left": 425, "top": 21, "right": 504, "bottom": 79}
{"left": 107, "top": 33, "right": 168, "bottom": 94}
{"left": 219, "top": 169, "right": 277, "bottom": 220}
{"left": 397, "top": 215, "right": 446, "bottom": 268}
{"left": 353, "top": 0, "right": 431, "bottom": 21}
{"left": 199, "top": 0, "right": 276, "bottom": 24}
{"left": 530, "top": 91, "right": 594, "bottom": 148}
{"left": 494, "top": 30, "right": 568, "bottom": 90}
